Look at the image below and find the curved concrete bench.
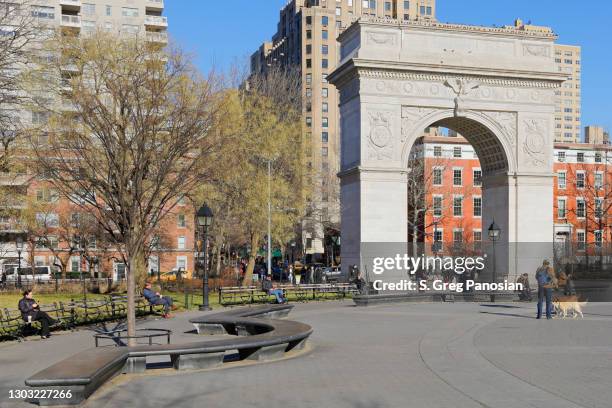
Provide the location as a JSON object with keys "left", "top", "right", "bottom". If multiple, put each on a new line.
{"left": 25, "top": 305, "right": 312, "bottom": 406}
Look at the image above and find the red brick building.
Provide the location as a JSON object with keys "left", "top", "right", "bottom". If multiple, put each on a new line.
{"left": 419, "top": 135, "right": 612, "bottom": 247}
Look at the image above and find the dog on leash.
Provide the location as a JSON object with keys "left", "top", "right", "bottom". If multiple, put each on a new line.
{"left": 552, "top": 295, "right": 587, "bottom": 319}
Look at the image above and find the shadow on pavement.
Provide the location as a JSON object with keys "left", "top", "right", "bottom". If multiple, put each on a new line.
{"left": 479, "top": 311, "right": 534, "bottom": 319}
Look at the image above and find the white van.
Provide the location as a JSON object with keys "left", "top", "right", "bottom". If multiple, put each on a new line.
{"left": 5, "top": 266, "right": 53, "bottom": 284}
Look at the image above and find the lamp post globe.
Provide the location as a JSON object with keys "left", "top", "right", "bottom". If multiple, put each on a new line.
{"left": 197, "top": 204, "right": 214, "bottom": 311}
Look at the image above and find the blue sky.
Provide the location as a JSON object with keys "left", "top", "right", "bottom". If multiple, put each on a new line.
{"left": 165, "top": 0, "right": 611, "bottom": 133}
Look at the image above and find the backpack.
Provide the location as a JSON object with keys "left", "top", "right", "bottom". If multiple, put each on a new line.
{"left": 536, "top": 267, "right": 551, "bottom": 286}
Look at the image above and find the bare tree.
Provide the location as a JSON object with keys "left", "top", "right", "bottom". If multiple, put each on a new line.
{"left": 26, "top": 32, "right": 222, "bottom": 341}
{"left": 0, "top": 0, "right": 41, "bottom": 171}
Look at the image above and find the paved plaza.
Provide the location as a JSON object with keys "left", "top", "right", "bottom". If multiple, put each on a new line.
{"left": 1, "top": 301, "right": 612, "bottom": 408}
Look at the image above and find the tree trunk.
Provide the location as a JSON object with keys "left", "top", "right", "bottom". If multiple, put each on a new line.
{"left": 126, "top": 247, "right": 145, "bottom": 346}
{"left": 242, "top": 232, "right": 260, "bottom": 286}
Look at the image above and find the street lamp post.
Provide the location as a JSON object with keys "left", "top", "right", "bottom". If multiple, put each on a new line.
{"left": 197, "top": 204, "right": 214, "bottom": 311}
{"left": 16, "top": 236, "right": 23, "bottom": 288}
{"left": 488, "top": 220, "right": 501, "bottom": 302}
{"left": 267, "top": 160, "right": 272, "bottom": 277}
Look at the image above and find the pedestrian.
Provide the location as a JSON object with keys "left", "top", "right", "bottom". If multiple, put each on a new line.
{"left": 288, "top": 265, "right": 294, "bottom": 285}
{"left": 535, "top": 259, "right": 556, "bottom": 319}
{"left": 516, "top": 273, "right": 532, "bottom": 301}
{"left": 18, "top": 290, "right": 57, "bottom": 339}
{"left": 309, "top": 266, "right": 315, "bottom": 284}
{"left": 557, "top": 270, "right": 568, "bottom": 294}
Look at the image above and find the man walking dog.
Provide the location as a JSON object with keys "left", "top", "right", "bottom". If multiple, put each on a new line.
{"left": 535, "top": 259, "right": 557, "bottom": 320}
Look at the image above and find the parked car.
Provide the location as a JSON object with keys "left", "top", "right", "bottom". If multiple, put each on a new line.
{"left": 321, "top": 266, "right": 342, "bottom": 282}
{"left": 5, "top": 266, "right": 53, "bottom": 284}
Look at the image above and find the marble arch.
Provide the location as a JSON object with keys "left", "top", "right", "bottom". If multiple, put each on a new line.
{"left": 328, "top": 17, "right": 567, "bottom": 282}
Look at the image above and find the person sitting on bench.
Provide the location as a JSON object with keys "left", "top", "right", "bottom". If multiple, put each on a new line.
{"left": 18, "top": 290, "right": 56, "bottom": 339}
{"left": 143, "top": 282, "right": 175, "bottom": 318}
{"left": 262, "top": 275, "right": 286, "bottom": 304}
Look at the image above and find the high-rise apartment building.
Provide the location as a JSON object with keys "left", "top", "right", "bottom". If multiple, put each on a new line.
{"left": 251, "top": 0, "right": 436, "bottom": 258}
{"left": 585, "top": 125, "right": 610, "bottom": 145}
{"left": 508, "top": 19, "right": 582, "bottom": 143}
{"left": 0, "top": 1, "right": 186, "bottom": 280}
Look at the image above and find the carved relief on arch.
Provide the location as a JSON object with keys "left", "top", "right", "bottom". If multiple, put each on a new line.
{"left": 367, "top": 110, "right": 395, "bottom": 161}
{"left": 401, "top": 106, "right": 437, "bottom": 143}
{"left": 480, "top": 111, "right": 518, "bottom": 148}
{"left": 521, "top": 118, "right": 549, "bottom": 168}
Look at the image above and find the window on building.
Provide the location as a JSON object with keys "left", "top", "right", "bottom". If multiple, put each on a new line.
{"left": 305, "top": 117, "right": 312, "bottom": 127}
{"left": 576, "top": 198, "right": 585, "bottom": 218}
{"left": 595, "top": 152, "right": 602, "bottom": 163}
{"left": 473, "top": 169, "right": 482, "bottom": 187}
{"left": 322, "top": 30, "right": 328, "bottom": 40}
{"left": 557, "top": 171, "right": 566, "bottom": 189}
{"left": 82, "top": 3, "right": 95, "bottom": 15}
{"left": 322, "top": 44, "right": 328, "bottom": 55}
{"left": 322, "top": 16, "right": 328, "bottom": 26}
{"left": 121, "top": 24, "right": 139, "bottom": 34}
{"left": 306, "top": 59, "right": 312, "bottom": 68}
{"left": 306, "top": 30, "right": 312, "bottom": 39}
{"left": 433, "top": 168, "right": 442, "bottom": 186}
{"left": 453, "top": 147, "right": 462, "bottom": 158}
{"left": 71, "top": 256, "right": 80, "bottom": 272}
{"left": 577, "top": 152, "right": 584, "bottom": 162}
{"left": 453, "top": 196, "right": 463, "bottom": 217}
{"left": 595, "top": 172, "right": 603, "bottom": 189}
{"left": 433, "top": 229, "right": 443, "bottom": 243}
{"left": 322, "top": 147, "right": 328, "bottom": 157}
{"left": 177, "top": 214, "right": 186, "bottom": 228}
{"left": 176, "top": 256, "right": 187, "bottom": 270}
{"left": 322, "top": 59, "right": 328, "bottom": 69}
{"left": 473, "top": 230, "right": 482, "bottom": 242}
{"left": 453, "top": 229, "right": 463, "bottom": 243}
{"left": 558, "top": 151, "right": 565, "bottom": 162}
{"left": 322, "top": 117, "right": 329, "bottom": 128}
{"left": 305, "top": 73, "right": 312, "bottom": 85}
{"left": 322, "top": 88, "right": 329, "bottom": 98}
{"left": 36, "top": 212, "right": 59, "bottom": 227}
{"left": 306, "top": 88, "right": 312, "bottom": 97}
{"left": 595, "top": 230, "right": 603, "bottom": 247}
{"left": 305, "top": 44, "right": 311, "bottom": 55}
{"left": 557, "top": 198, "right": 567, "bottom": 218}
{"left": 595, "top": 197, "right": 604, "bottom": 218}
{"left": 433, "top": 195, "right": 442, "bottom": 217}
{"left": 404, "top": 0, "right": 410, "bottom": 9}
{"left": 420, "top": 5, "right": 426, "bottom": 14}
{"left": 306, "top": 16, "right": 312, "bottom": 25}
{"left": 384, "top": 2, "right": 391, "bottom": 11}
{"left": 106, "top": 5, "right": 111, "bottom": 16}
{"left": 453, "top": 169, "right": 462, "bottom": 186}
{"left": 433, "top": 146, "right": 442, "bottom": 157}
{"left": 473, "top": 197, "right": 482, "bottom": 217}
{"left": 322, "top": 132, "right": 328, "bottom": 143}
{"left": 576, "top": 172, "right": 585, "bottom": 188}
{"left": 177, "top": 236, "right": 186, "bottom": 250}
{"left": 577, "top": 230, "right": 586, "bottom": 250}
{"left": 336, "top": 7, "right": 341, "bottom": 15}
{"left": 322, "top": 102, "right": 328, "bottom": 112}
{"left": 32, "top": 6, "right": 55, "bottom": 19}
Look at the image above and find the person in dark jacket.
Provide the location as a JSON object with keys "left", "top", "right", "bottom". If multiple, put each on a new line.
{"left": 18, "top": 290, "right": 56, "bottom": 339}
{"left": 143, "top": 282, "right": 175, "bottom": 318}
{"left": 262, "top": 275, "right": 286, "bottom": 304}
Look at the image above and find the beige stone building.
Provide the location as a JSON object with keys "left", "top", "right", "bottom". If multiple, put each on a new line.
{"left": 508, "top": 20, "right": 581, "bottom": 143}
{"left": 585, "top": 125, "right": 610, "bottom": 144}
{"left": 250, "top": 0, "right": 436, "bottom": 257}
{"left": 32, "top": 0, "right": 168, "bottom": 42}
